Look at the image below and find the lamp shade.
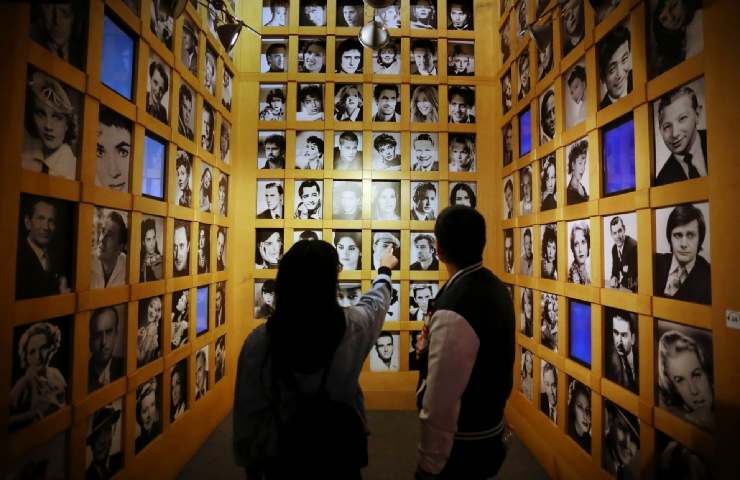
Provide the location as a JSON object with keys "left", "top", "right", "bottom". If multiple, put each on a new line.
{"left": 217, "top": 22, "right": 242, "bottom": 53}
{"left": 358, "top": 20, "right": 390, "bottom": 50}
{"left": 364, "top": 0, "right": 398, "bottom": 8}
{"left": 164, "top": 0, "right": 189, "bottom": 18}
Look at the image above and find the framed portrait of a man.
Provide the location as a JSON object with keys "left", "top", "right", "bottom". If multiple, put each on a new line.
{"left": 448, "top": 40, "right": 474, "bottom": 76}
{"left": 9, "top": 316, "right": 70, "bottom": 432}
{"left": 410, "top": 232, "right": 438, "bottom": 271}
{"left": 502, "top": 174, "right": 514, "bottom": 220}
{"left": 88, "top": 304, "right": 127, "bottom": 392}
{"left": 604, "top": 307, "right": 639, "bottom": 392}
{"left": 566, "top": 219, "right": 591, "bottom": 285}
{"left": 333, "top": 131, "right": 363, "bottom": 170}
{"left": 332, "top": 180, "right": 362, "bottom": 220}
{"left": 261, "top": 38, "right": 288, "bottom": 73}
{"left": 370, "top": 332, "right": 400, "bottom": 372}
{"left": 90, "top": 207, "right": 129, "bottom": 289}
{"left": 502, "top": 69, "right": 512, "bottom": 114}
{"left": 603, "top": 212, "right": 638, "bottom": 292}
{"left": 448, "top": 0, "right": 474, "bottom": 30}
{"left": 372, "top": 232, "right": 401, "bottom": 271}
{"left": 410, "top": 282, "right": 438, "bottom": 321}
{"left": 409, "top": 133, "right": 439, "bottom": 172}
{"left": 294, "top": 179, "right": 323, "bottom": 219}
{"left": 173, "top": 219, "right": 191, "bottom": 277}
{"left": 410, "top": 39, "right": 438, "bottom": 76}
{"left": 336, "top": 37, "right": 364, "bottom": 74}
{"left": 135, "top": 376, "right": 162, "bottom": 454}
{"left": 196, "top": 223, "right": 210, "bottom": 274}
{"left": 170, "top": 359, "right": 188, "bottom": 422}
{"left": 372, "top": 39, "right": 401, "bottom": 75}
{"left": 258, "top": 131, "right": 286, "bottom": 169}
{"left": 503, "top": 229, "right": 514, "bottom": 274}
{"left": 30, "top": 2, "right": 88, "bottom": 69}
{"left": 299, "top": 0, "right": 327, "bottom": 26}
{"left": 200, "top": 101, "right": 215, "bottom": 153}
{"left": 259, "top": 83, "right": 287, "bottom": 121}
{"left": 603, "top": 400, "right": 640, "bottom": 478}
{"left": 375, "top": 1, "right": 401, "bottom": 29}
{"left": 372, "top": 84, "right": 401, "bottom": 122}
{"left": 373, "top": 132, "right": 402, "bottom": 171}
{"left": 503, "top": 122, "right": 513, "bottom": 166}
{"left": 539, "top": 87, "right": 556, "bottom": 145}
{"left": 337, "top": 0, "right": 364, "bottom": 27}
{"left": 181, "top": 17, "right": 198, "bottom": 76}
{"left": 295, "top": 131, "right": 325, "bottom": 169}
{"left": 146, "top": 52, "right": 171, "bottom": 124}
{"left": 519, "top": 227, "right": 533, "bottom": 276}
{"left": 216, "top": 227, "right": 226, "bottom": 271}
{"left": 564, "top": 60, "right": 587, "bottom": 129}
{"left": 448, "top": 86, "right": 476, "bottom": 124}
{"left": 411, "top": 181, "right": 438, "bottom": 221}
{"left": 519, "top": 166, "right": 533, "bottom": 216}
{"left": 598, "top": 22, "right": 633, "bottom": 110}
{"left": 411, "top": 0, "right": 437, "bottom": 30}
{"left": 85, "top": 399, "right": 123, "bottom": 478}
{"left": 540, "top": 360, "right": 558, "bottom": 423}
{"left": 195, "top": 345, "right": 209, "bottom": 400}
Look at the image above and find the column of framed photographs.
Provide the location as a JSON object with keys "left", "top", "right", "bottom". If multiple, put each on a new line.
{"left": 500, "top": 0, "right": 713, "bottom": 478}
{"left": 254, "top": 0, "right": 478, "bottom": 382}
{"left": 3, "top": 0, "right": 234, "bottom": 477}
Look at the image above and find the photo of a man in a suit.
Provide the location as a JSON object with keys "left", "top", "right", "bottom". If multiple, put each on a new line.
{"left": 608, "top": 216, "right": 637, "bottom": 292}
{"left": 88, "top": 306, "right": 125, "bottom": 392}
{"left": 257, "top": 182, "right": 284, "bottom": 219}
{"left": 654, "top": 84, "right": 707, "bottom": 186}
{"left": 605, "top": 308, "right": 639, "bottom": 393}
{"left": 598, "top": 24, "right": 632, "bottom": 109}
{"left": 654, "top": 204, "right": 711, "bottom": 305}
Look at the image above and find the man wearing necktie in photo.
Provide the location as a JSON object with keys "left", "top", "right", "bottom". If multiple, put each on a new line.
{"left": 605, "top": 309, "right": 638, "bottom": 392}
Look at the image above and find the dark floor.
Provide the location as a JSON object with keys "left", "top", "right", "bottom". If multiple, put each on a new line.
{"left": 179, "top": 411, "right": 549, "bottom": 479}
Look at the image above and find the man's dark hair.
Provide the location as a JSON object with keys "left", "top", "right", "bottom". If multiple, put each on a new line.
{"left": 107, "top": 211, "right": 128, "bottom": 248}
{"left": 448, "top": 85, "right": 474, "bottom": 107}
{"left": 149, "top": 61, "right": 170, "bottom": 93}
{"left": 265, "top": 182, "right": 284, "bottom": 196}
{"left": 174, "top": 219, "right": 190, "bottom": 241}
{"left": 335, "top": 38, "right": 364, "bottom": 72}
{"left": 413, "top": 182, "right": 437, "bottom": 205}
{"left": 306, "top": 135, "right": 324, "bottom": 154}
{"left": 266, "top": 88, "right": 286, "bottom": 104}
{"left": 179, "top": 84, "right": 193, "bottom": 106}
{"left": 299, "top": 230, "right": 320, "bottom": 241}
{"left": 298, "top": 180, "right": 320, "bottom": 198}
{"left": 374, "top": 83, "right": 399, "bottom": 100}
{"left": 373, "top": 133, "right": 397, "bottom": 151}
{"left": 666, "top": 204, "right": 706, "bottom": 252}
{"left": 262, "top": 279, "right": 276, "bottom": 294}
{"left": 338, "top": 131, "right": 359, "bottom": 145}
{"left": 414, "top": 233, "right": 436, "bottom": 251}
{"left": 609, "top": 308, "right": 636, "bottom": 336}
{"left": 434, "top": 206, "right": 485, "bottom": 268}
{"left": 24, "top": 197, "right": 57, "bottom": 227}
{"left": 523, "top": 228, "right": 532, "bottom": 241}
{"left": 411, "top": 39, "right": 435, "bottom": 54}
{"left": 264, "top": 134, "right": 286, "bottom": 152}
{"left": 657, "top": 85, "right": 699, "bottom": 120}
{"left": 567, "top": 64, "right": 586, "bottom": 86}
{"left": 520, "top": 167, "right": 532, "bottom": 197}
{"left": 504, "top": 229, "right": 513, "bottom": 243}
{"left": 266, "top": 42, "right": 287, "bottom": 57}
{"left": 414, "top": 133, "right": 435, "bottom": 149}
{"left": 598, "top": 25, "right": 631, "bottom": 82}
{"left": 610, "top": 216, "right": 625, "bottom": 229}
{"left": 376, "top": 331, "right": 394, "bottom": 346}
{"left": 298, "top": 84, "right": 323, "bottom": 105}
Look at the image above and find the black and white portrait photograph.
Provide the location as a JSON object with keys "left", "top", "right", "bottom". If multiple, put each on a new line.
{"left": 173, "top": 219, "right": 191, "bottom": 277}
{"left": 337, "top": 0, "right": 364, "bottom": 27}
{"left": 539, "top": 87, "right": 556, "bottom": 144}
{"left": 259, "top": 83, "right": 286, "bottom": 121}
{"left": 196, "top": 223, "right": 210, "bottom": 274}
{"left": 199, "top": 163, "right": 213, "bottom": 212}
{"left": 502, "top": 174, "right": 514, "bottom": 220}
{"left": 332, "top": 180, "right": 362, "bottom": 220}
{"left": 90, "top": 207, "right": 129, "bottom": 289}
{"left": 410, "top": 282, "right": 437, "bottom": 321}
{"left": 541, "top": 223, "right": 558, "bottom": 280}
{"left": 656, "top": 319, "right": 714, "bottom": 431}
{"left": 564, "top": 60, "right": 587, "bottom": 129}
{"left": 85, "top": 399, "right": 123, "bottom": 478}
{"left": 540, "top": 293, "right": 558, "bottom": 351}
{"left": 88, "top": 305, "right": 126, "bottom": 393}
{"left": 217, "top": 170, "right": 229, "bottom": 216}
{"left": 411, "top": 133, "right": 440, "bottom": 171}
{"left": 410, "top": 232, "right": 438, "bottom": 271}
{"left": 603, "top": 212, "right": 638, "bottom": 292}
{"left": 411, "top": 0, "right": 437, "bottom": 29}
{"left": 215, "top": 281, "right": 225, "bottom": 327}
{"left": 409, "top": 331, "right": 425, "bottom": 371}
{"left": 336, "top": 38, "right": 364, "bottom": 74}
{"left": 333, "top": 130, "right": 363, "bottom": 170}
{"left": 372, "top": 39, "right": 401, "bottom": 74}
{"left": 294, "top": 230, "right": 322, "bottom": 242}
{"left": 300, "top": 0, "right": 327, "bottom": 27}
{"left": 296, "top": 83, "right": 325, "bottom": 121}
{"left": 215, "top": 335, "right": 226, "bottom": 383}
{"left": 216, "top": 227, "right": 226, "bottom": 271}
{"left": 373, "top": 84, "right": 401, "bottom": 122}
{"left": 370, "top": 332, "right": 400, "bottom": 372}
{"left": 298, "top": 37, "right": 326, "bottom": 73}
{"left": 201, "top": 101, "right": 215, "bottom": 153}
{"left": 149, "top": 0, "right": 173, "bottom": 48}
{"left": 561, "top": 0, "right": 585, "bottom": 56}
{"left": 386, "top": 282, "right": 401, "bottom": 321}
{"left": 175, "top": 149, "right": 193, "bottom": 207}
{"left": 294, "top": 179, "right": 323, "bottom": 219}
{"left": 519, "top": 349, "right": 533, "bottom": 401}
{"left": 9, "top": 317, "right": 70, "bottom": 432}
{"left": 295, "top": 131, "right": 324, "bottom": 169}
{"left": 195, "top": 345, "right": 209, "bottom": 400}
{"left": 567, "top": 220, "right": 591, "bottom": 285}
{"left": 258, "top": 131, "right": 286, "bottom": 169}
{"left": 171, "top": 359, "right": 188, "bottom": 422}
{"left": 372, "top": 181, "right": 402, "bottom": 220}
{"left": 448, "top": 40, "right": 474, "bottom": 76}
{"left": 567, "top": 378, "right": 592, "bottom": 453}
{"left": 654, "top": 202, "right": 711, "bottom": 304}
{"left": 448, "top": 86, "right": 476, "bottom": 123}
{"left": 334, "top": 83, "right": 364, "bottom": 122}
{"left": 178, "top": 83, "right": 195, "bottom": 141}
{"left": 139, "top": 215, "right": 164, "bottom": 282}
{"left": 410, "top": 85, "right": 439, "bottom": 124}
{"left": 375, "top": 1, "right": 401, "bottom": 29}
{"left": 450, "top": 182, "right": 477, "bottom": 208}
{"left": 96, "top": 105, "right": 132, "bottom": 192}
{"left": 540, "top": 155, "right": 557, "bottom": 211}
{"left": 516, "top": 0, "right": 527, "bottom": 41}
{"left": 655, "top": 431, "right": 712, "bottom": 480}
{"left": 410, "top": 39, "right": 438, "bottom": 76}
{"left": 448, "top": 134, "right": 476, "bottom": 172}
{"left": 520, "top": 287, "right": 533, "bottom": 337}
{"left": 520, "top": 227, "right": 534, "bottom": 276}
{"left": 566, "top": 137, "right": 589, "bottom": 204}
{"left": 171, "top": 289, "right": 189, "bottom": 349}
{"left": 533, "top": 21, "right": 554, "bottom": 80}
{"left": 540, "top": 360, "right": 558, "bottom": 423}
{"left": 135, "top": 376, "right": 162, "bottom": 454}
{"left": 137, "top": 296, "right": 162, "bottom": 367}
{"left": 22, "top": 68, "right": 82, "bottom": 180}
{"left": 501, "top": 18, "right": 511, "bottom": 64}
{"left": 204, "top": 45, "right": 216, "bottom": 96}
{"left": 181, "top": 18, "right": 198, "bottom": 76}
{"left": 519, "top": 165, "right": 533, "bottom": 215}
{"left": 333, "top": 230, "right": 362, "bottom": 271}
{"left": 411, "top": 181, "right": 438, "bottom": 221}
{"left": 256, "top": 229, "right": 283, "bottom": 269}
{"left": 517, "top": 52, "right": 531, "bottom": 101}
{"left": 254, "top": 280, "right": 276, "bottom": 318}
{"left": 448, "top": 0, "right": 474, "bottom": 30}
{"left": 146, "top": 53, "right": 170, "bottom": 124}
{"left": 15, "top": 194, "right": 75, "bottom": 300}
{"left": 503, "top": 229, "right": 514, "bottom": 274}
{"left": 503, "top": 122, "right": 513, "bottom": 166}
{"left": 257, "top": 180, "right": 284, "bottom": 219}
{"left": 373, "top": 132, "right": 402, "bottom": 171}
{"left": 603, "top": 400, "right": 640, "bottom": 479}
{"left": 337, "top": 282, "right": 361, "bottom": 307}
{"left": 502, "top": 69, "right": 512, "bottom": 113}
{"left": 647, "top": 0, "right": 704, "bottom": 78}
{"left": 222, "top": 68, "right": 233, "bottom": 111}
{"left": 604, "top": 307, "right": 639, "bottom": 392}
{"left": 263, "top": 0, "right": 288, "bottom": 26}
{"left": 653, "top": 77, "right": 707, "bottom": 186}
{"left": 598, "top": 22, "right": 633, "bottom": 109}
{"left": 261, "top": 38, "right": 287, "bottom": 73}
{"left": 30, "top": 2, "right": 87, "bottom": 69}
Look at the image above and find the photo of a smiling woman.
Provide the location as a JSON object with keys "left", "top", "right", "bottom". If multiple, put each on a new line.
{"left": 410, "top": 85, "right": 439, "bottom": 123}
{"left": 333, "top": 230, "right": 362, "bottom": 271}
{"left": 298, "top": 38, "right": 326, "bottom": 73}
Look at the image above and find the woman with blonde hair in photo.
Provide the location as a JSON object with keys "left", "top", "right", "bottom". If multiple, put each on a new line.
{"left": 410, "top": 85, "right": 439, "bottom": 123}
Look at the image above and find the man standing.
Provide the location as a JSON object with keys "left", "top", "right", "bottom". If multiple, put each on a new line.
{"left": 146, "top": 60, "right": 169, "bottom": 123}
{"left": 411, "top": 234, "right": 439, "bottom": 271}
{"left": 91, "top": 210, "right": 128, "bottom": 289}
{"left": 416, "top": 206, "right": 514, "bottom": 479}
{"left": 88, "top": 307, "right": 125, "bottom": 392}
{"left": 609, "top": 216, "right": 637, "bottom": 291}
{"left": 606, "top": 309, "right": 638, "bottom": 392}
{"left": 257, "top": 182, "right": 284, "bottom": 219}
{"left": 520, "top": 228, "right": 533, "bottom": 275}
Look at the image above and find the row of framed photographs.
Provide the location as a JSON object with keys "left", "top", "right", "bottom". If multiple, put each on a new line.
{"left": 260, "top": 37, "right": 475, "bottom": 76}
{"left": 262, "top": 0, "right": 475, "bottom": 31}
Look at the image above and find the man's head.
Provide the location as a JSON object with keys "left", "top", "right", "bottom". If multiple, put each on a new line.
{"left": 449, "top": 2, "right": 471, "bottom": 29}
{"left": 414, "top": 234, "right": 436, "bottom": 264}
{"left": 412, "top": 284, "right": 434, "bottom": 315}
{"left": 216, "top": 228, "right": 226, "bottom": 261}
{"left": 341, "top": 1, "right": 363, "bottom": 26}
{"left": 450, "top": 45, "right": 472, "bottom": 74}
{"left": 215, "top": 285, "right": 223, "bottom": 314}
{"left": 657, "top": 86, "right": 701, "bottom": 156}
{"left": 448, "top": 86, "right": 473, "bottom": 123}
{"left": 598, "top": 25, "right": 632, "bottom": 100}
{"left": 434, "top": 205, "right": 486, "bottom": 269}
{"left": 24, "top": 198, "right": 57, "bottom": 248}
{"left": 610, "top": 216, "right": 626, "bottom": 248}
{"left": 413, "top": 182, "right": 437, "bottom": 215}
{"left": 523, "top": 228, "right": 533, "bottom": 257}
{"left": 264, "top": 134, "right": 285, "bottom": 163}
{"left": 665, "top": 204, "right": 705, "bottom": 266}
{"left": 567, "top": 65, "right": 587, "bottom": 103}
{"left": 38, "top": 4, "right": 74, "bottom": 49}
{"left": 413, "top": 134, "right": 437, "bottom": 169}
{"left": 542, "top": 362, "right": 557, "bottom": 407}
{"left": 266, "top": 43, "right": 287, "bottom": 71}
{"left": 337, "top": 38, "right": 363, "bottom": 73}
{"left": 179, "top": 85, "right": 193, "bottom": 126}
{"left": 540, "top": 90, "right": 556, "bottom": 139}
{"left": 263, "top": 182, "right": 284, "bottom": 212}
{"left": 570, "top": 222, "right": 590, "bottom": 265}
{"left": 504, "top": 178, "right": 514, "bottom": 211}
{"left": 97, "top": 211, "right": 127, "bottom": 266}
{"left": 608, "top": 405, "right": 639, "bottom": 466}
{"left": 97, "top": 107, "right": 132, "bottom": 192}
{"left": 375, "top": 332, "right": 394, "bottom": 362}
{"left": 171, "top": 367, "right": 183, "bottom": 407}
{"left": 201, "top": 105, "right": 213, "bottom": 144}
{"left": 411, "top": 39, "right": 436, "bottom": 71}
{"left": 298, "top": 180, "right": 321, "bottom": 211}
{"left": 520, "top": 167, "right": 532, "bottom": 202}
{"left": 374, "top": 84, "right": 399, "bottom": 118}
{"left": 148, "top": 61, "right": 169, "bottom": 105}
{"left": 374, "top": 133, "right": 398, "bottom": 164}
{"left": 196, "top": 349, "right": 206, "bottom": 385}
{"left": 173, "top": 222, "right": 190, "bottom": 272}
{"left": 298, "top": 84, "right": 323, "bottom": 115}
{"left": 504, "top": 229, "right": 513, "bottom": 269}
{"left": 89, "top": 307, "right": 119, "bottom": 368}
{"left": 372, "top": 232, "right": 400, "bottom": 266}
{"left": 338, "top": 131, "right": 359, "bottom": 161}
{"left": 518, "top": 54, "right": 530, "bottom": 92}
{"left": 611, "top": 310, "right": 635, "bottom": 357}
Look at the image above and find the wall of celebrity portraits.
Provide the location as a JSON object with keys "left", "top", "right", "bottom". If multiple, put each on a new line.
{"left": 499, "top": 0, "right": 713, "bottom": 478}
{"left": 6, "top": 0, "right": 236, "bottom": 477}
